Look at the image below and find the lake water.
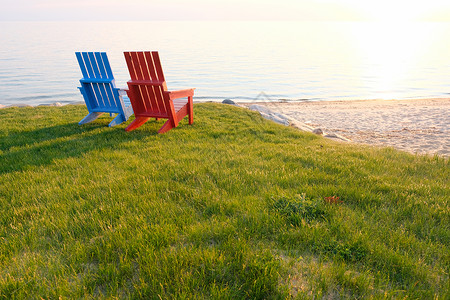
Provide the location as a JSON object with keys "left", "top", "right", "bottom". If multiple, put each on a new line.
{"left": 1, "top": 21, "right": 450, "bottom": 106}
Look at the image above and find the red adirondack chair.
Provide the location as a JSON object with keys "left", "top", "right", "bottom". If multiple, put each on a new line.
{"left": 123, "top": 51, "right": 195, "bottom": 133}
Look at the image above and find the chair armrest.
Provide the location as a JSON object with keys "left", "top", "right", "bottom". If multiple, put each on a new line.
{"left": 167, "top": 88, "right": 195, "bottom": 100}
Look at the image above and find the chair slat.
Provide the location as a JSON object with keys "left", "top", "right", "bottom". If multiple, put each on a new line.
{"left": 131, "top": 52, "right": 145, "bottom": 80}
{"left": 100, "top": 52, "right": 114, "bottom": 79}
{"left": 81, "top": 53, "right": 96, "bottom": 81}
{"left": 103, "top": 83, "right": 117, "bottom": 108}
{"left": 76, "top": 52, "right": 89, "bottom": 78}
{"left": 144, "top": 51, "right": 158, "bottom": 81}
{"left": 145, "top": 84, "right": 159, "bottom": 114}
{"left": 124, "top": 52, "right": 137, "bottom": 81}
{"left": 134, "top": 86, "right": 146, "bottom": 116}
{"left": 87, "top": 52, "right": 101, "bottom": 78}
{"left": 151, "top": 51, "right": 166, "bottom": 82}
{"left": 154, "top": 85, "right": 167, "bottom": 114}
{"left": 82, "top": 83, "right": 100, "bottom": 108}
{"left": 142, "top": 85, "right": 152, "bottom": 112}
{"left": 140, "top": 83, "right": 157, "bottom": 113}
{"left": 95, "top": 52, "right": 108, "bottom": 79}
{"left": 91, "top": 80, "right": 107, "bottom": 108}
{"left": 80, "top": 83, "right": 99, "bottom": 108}
{"left": 137, "top": 52, "right": 151, "bottom": 80}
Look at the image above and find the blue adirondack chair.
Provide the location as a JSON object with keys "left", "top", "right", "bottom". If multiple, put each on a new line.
{"left": 76, "top": 52, "right": 133, "bottom": 126}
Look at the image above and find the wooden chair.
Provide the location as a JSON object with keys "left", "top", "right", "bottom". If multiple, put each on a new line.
{"left": 76, "top": 52, "right": 133, "bottom": 127}
{"left": 123, "top": 51, "right": 194, "bottom": 133}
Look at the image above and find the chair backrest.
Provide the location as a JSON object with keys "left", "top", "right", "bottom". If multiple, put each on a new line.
{"left": 124, "top": 51, "right": 170, "bottom": 117}
{"left": 76, "top": 52, "right": 121, "bottom": 113}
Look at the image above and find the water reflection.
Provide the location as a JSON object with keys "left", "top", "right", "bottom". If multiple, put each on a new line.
{"left": 0, "top": 21, "right": 449, "bottom": 105}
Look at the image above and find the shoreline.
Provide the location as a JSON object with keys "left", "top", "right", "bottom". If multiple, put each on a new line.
{"left": 0, "top": 101, "right": 85, "bottom": 109}
{"left": 239, "top": 98, "right": 449, "bottom": 157}
{"left": 1, "top": 98, "right": 448, "bottom": 157}
{"left": 2, "top": 96, "right": 449, "bottom": 108}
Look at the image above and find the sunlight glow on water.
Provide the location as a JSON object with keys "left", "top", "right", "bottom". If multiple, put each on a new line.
{"left": 350, "top": 22, "right": 450, "bottom": 100}
{"left": 0, "top": 21, "right": 449, "bottom": 106}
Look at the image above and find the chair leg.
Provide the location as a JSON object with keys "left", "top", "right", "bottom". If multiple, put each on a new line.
{"left": 125, "top": 105, "right": 134, "bottom": 120}
{"left": 158, "top": 119, "right": 176, "bottom": 134}
{"left": 188, "top": 96, "right": 194, "bottom": 125}
{"left": 79, "top": 112, "right": 103, "bottom": 125}
{"left": 108, "top": 114, "right": 126, "bottom": 127}
{"left": 125, "top": 117, "right": 150, "bottom": 131}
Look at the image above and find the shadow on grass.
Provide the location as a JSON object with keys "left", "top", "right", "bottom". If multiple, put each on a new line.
{"left": 0, "top": 121, "right": 157, "bottom": 175}
{"left": 1, "top": 122, "right": 97, "bottom": 151}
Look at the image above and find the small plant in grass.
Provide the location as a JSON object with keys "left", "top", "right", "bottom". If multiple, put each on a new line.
{"left": 320, "top": 239, "right": 368, "bottom": 262}
{"left": 270, "top": 194, "right": 326, "bottom": 226}
{"left": 324, "top": 196, "right": 342, "bottom": 204}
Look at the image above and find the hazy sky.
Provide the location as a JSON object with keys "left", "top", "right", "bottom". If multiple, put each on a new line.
{"left": 2, "top": 0, "right": 450, "bottom": 21}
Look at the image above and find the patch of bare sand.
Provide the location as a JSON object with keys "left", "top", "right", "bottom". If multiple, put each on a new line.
{"left": 241, "top": 98, "right": 449, "bottom": 157}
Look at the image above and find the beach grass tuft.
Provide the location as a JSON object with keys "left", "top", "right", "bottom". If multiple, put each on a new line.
{"left": 0, "top": 103, "right": 448, "bottom": 298}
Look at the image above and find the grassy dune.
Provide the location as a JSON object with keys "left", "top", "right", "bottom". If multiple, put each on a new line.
{"left": 0, "top": 103, "right": 448, "bottom": 299}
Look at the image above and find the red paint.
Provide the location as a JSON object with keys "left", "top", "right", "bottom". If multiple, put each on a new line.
{"left": 124, "top": 51, "right": 195, "bottom": 133}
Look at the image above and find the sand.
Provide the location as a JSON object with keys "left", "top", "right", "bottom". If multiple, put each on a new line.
{"left": 240, "top": 98, "right": 449, "bottom": 157}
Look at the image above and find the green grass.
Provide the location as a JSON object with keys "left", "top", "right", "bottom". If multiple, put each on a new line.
{"left": 0, "top": 103, "right": 448, "bottom": 299}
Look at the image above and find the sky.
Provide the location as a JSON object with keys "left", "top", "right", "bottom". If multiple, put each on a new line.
{"left": 1, "top": 0, "right": 450, "bottom": 22}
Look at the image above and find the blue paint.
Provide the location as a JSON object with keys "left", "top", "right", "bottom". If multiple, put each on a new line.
{"left": 75, "top": 52, "right": 133, "bottom": 127}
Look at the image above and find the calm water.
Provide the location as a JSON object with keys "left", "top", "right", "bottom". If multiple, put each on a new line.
{"left": 1, "top": 21, "right": 450, "bottom": 106}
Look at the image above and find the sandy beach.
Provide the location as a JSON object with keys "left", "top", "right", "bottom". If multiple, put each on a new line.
{"left": 241, "top": 98, "right": 449, "bottom": 157}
